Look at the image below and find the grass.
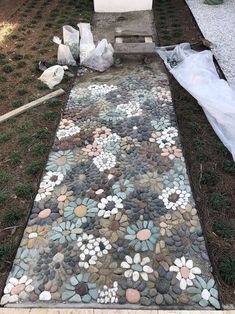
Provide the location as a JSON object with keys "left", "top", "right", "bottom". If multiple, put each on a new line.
{"left": 18, "top": 135, "right": 32, "bottom": 146}
{"left": 16, "top": 60, "right": 27, "bottom": 68}
{"left": 15, "top": 183, "right": 34, "bottom": 199}
{"left": 2, "top": 208, "right": 23, "bottom": 227}
{"left": 32, "top": 143, "right": 50, "bottom": 156}
{"left": 42, "top": 111, "right": 57, "bottom": 122}
{"left": 0, "top": 132, "right": 11, "bottom": 143}
{"left": 223, "top": 160, "right": 235, "bottom": 174}
{"left": 26, "top": 161, "right": 43, "bottom": 175}
{"left": 36, "top": 81, "right": 48, "bottom": 90}
{"left": 35, "top": 127, "right": 49, "bottom": 139}
{"left": 219, "top": 255, "right": 235, "bottom": 287}
{"left": 17, "top": 121, "right": 33, "bottom": 132}
{"left": 0, "top": 243, "right": 14, "bottom": 261}
{"left": 17, "top": 88, "right": 29, "bottom": 96}
{"left": 201, "top": 169, "right": 220, "bottom": 186}
{"left": 10, "top": 152, "right": 23, "bottom": 165}
{"left": 21, "top": 77, "right": 33, "bottom": 84}
{"left": 2, "top": 64, "right": 13, "bottom": 73}
{"left": 0, "top": 171, "right": 13, "bottom": 186}
{"left": 209, "top": 192, "right": 229, "bottom": 210}
{"left": 213, "top": 220, "right": 235, "bottom": 239}
{"left": 11, "top": 52, "right": 23, "bottom": 61}
{"left": 0, "top": 191, "right": 7, "bottom": 205}
{"left": 12, "top": 99, "right": 24, "bottom": 108}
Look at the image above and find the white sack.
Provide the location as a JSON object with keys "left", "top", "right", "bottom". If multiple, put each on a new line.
{"left": 82, "top": 39, "right": 114, "bottom": 72}
{"left": 77, "top": 23, "right": 95, "bottom": 62}
{"left": 63, "top": 25, "right": 79, "bottom": 59}
{"left": 38, "top": 65, "right": 67, "bottom": 89}
{"left": 53, "top": 36, "right": 76, "bottom": 66}
{"left": 156, "top": 43, "right": 235, "bottom": 160}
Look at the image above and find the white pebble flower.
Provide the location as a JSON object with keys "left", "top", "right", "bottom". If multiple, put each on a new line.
{"left": 93, "top": 237, "right": 112, "bottom": 258}
{"left": 35, "top": 181, "right": 54, "bottom": 202}
{"left": 116, "top": 102, "right": 142, "bottom": 118}
{"left": 1, "top": 275, "right": 34, "bottom": 305}
{"left": 88, "top": 84, "right": 117, "bottom": 96}
{"left": 77, "top": 233, "right": 111, "bottom": 268}
{"left": 97, "top": 282, "right": 118, "bottom": 304}
{"left": 121, "top": 253, "right": 153, "bottom": 282}
{"left": 151, "top": 86, "right": 172, "bottom": 103}
{"left": 93, "top": 152, "right": 116, "bottom": 172}
{"left": 77, "top": 233, "right": 97, "bottom": 269}
{"left": 98, "top": 195, "right": 124, "bottom": 218}
{"left": 159, "top": 187, "right": 191, "bottom": 210}
{"left": 156, "top": 127, "right": 178, "bottom": 149}
{"left": 169, "top": 256, "right": 201, "bottom": 290}
{"left": 56, "top": 126, "right": 80, "bottom": 140}
{"left": 42, "top": 171, "right": 64, "bottom": 187}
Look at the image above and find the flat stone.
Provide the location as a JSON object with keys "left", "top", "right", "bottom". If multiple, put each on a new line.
{"left": 74, "top": 205, "right": 87, "bottom": 217}
{"left": 156, "top": 294, "right": 164, "bottom": 305}
{"left": 136, "top": 229, "right": 151, "bottom": 241}
{"left": 126, "top": 288, "right": 140, "bottom": 304}
{"left": 58, "top": 195, "right": 67, "bottom": 202}
{"left": 39, "top": 291, "right": 52, "bottom": 301}
{"left": 55, "top": 156, "right": 67, "bottom": 166}
{"left": 11, "top": 284, "right": 25, "bottom": 295}
{"left": 38, "top": 208, "right": 51, "bottom": 219}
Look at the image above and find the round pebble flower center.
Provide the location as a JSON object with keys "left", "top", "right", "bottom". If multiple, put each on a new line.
{"left": 99, "top": 241, "right": 106, "bottom": 251}
{"left": 74, "top": 205, "right": 87, "bottom": 217}
{"left": 182, "top": 237, "right": 190, "bottom": 248}
{"left": 168, "top": 193, "right": 179, "bottom": 203}
{"left": 55, "top": 156, "right": 67, "bottom": 166}
{"left": 180, "top": 266, "right": 190, "bottom": 279}
{"left": 106, "top": 201, "right": 116, "bottom": 211}
{"left": 51, "top": 175, "right": 59, "bottom": 182}
{"left": 110, "top": 220, "right": 120, "bottom": 231}
{"left": 120, "top": 185, "right": 127, "bottom": 192}
{"left": 136, "top": 229, "right": 151, "bottom": 241}
{"left": 11, "top": 284, "right": 25, "bottom": 295}
{"left": 201, "top": 288, "right": 210, "bottom": 301}
{"left": 75, "top": 283, "right": 88, "bottom": 296}
{"left": 62, "top": 230, "right": 70, "bottom": 236}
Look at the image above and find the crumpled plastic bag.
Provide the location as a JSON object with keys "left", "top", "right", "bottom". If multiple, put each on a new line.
{"left": 77, "top": 23, "right": 95, "bottom": 63}
{"left": 81, "top": 39, "right": 114, "bottom": 72}
{"left": 38, "top": 65, "right": 68, "bottom": 89}
{"left": 156, "top": 43, "right": 235, "bottom": 160}
{"left": 53, "top": 36, "right": 76, "bottom": 66}
{"left": 63, "top": 25, "right": 79, "bottom": 59}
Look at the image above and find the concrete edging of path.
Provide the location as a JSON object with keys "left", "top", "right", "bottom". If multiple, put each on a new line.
{"left": 0, "top": 309, "right": 234, "bottom": 314}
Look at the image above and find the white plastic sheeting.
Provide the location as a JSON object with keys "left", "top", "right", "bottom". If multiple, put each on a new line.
{"left": 156, "top": 43, "right": 235, "bottom": 160}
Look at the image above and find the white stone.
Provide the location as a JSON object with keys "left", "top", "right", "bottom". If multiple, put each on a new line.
{"left": 4, "top": 283, "right": 13, "bottom": 294}
{"left": 39, "top": 291, "right": 52, "bottom": 301}
{"left": 9, "top": 278, "right": 18, "bottom": 285}
{"left": 1, "top": 294, "right": 10, "bottom": 305}
{"left": 201, "top": 289, "right": 210, "bottom": 301}
{"left": 25, "top": 285, "right": 34, "bottom": 293}
{"left": 9, "top": 295, "right": 19, "bottom": 303}
{"left": 28, "top": 232, "right": 38, "bottom": 239}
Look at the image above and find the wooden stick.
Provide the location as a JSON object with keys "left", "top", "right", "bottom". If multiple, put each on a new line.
{"left": 0, "top": 88, "right": 65, "bottom": 124}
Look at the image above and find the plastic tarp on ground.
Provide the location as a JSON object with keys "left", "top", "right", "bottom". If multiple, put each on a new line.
{"left": 156, "top": 43, "right": 235, "bottom": 160}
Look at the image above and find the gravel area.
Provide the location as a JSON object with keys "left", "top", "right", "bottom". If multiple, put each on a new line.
{"left": 186, "top": 0, "right": 235, "bottom": 89}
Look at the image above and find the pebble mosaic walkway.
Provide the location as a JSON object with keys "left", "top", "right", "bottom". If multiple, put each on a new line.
{"left": 1, "top": 63, "right": 220, "bottom": 309}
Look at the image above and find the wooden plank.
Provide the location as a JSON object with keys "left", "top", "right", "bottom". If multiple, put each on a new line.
{"left": 0, "top": 88, "right": 65, "bottom": 124}
{"left": 114, "top": 43, "right": 155, "bottom": 55}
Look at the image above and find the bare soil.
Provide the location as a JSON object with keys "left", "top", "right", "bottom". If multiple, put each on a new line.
{"left": 153, "top": 0, "right": 235, "bottom": 305}
{"left": 0, "top": 0, "right": 93, "bottom": 297}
